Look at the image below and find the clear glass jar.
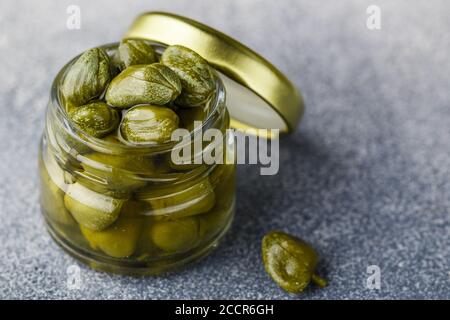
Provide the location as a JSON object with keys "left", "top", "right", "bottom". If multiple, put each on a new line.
{"left": 39, "top": 43, "right": 236, "bottom": 275}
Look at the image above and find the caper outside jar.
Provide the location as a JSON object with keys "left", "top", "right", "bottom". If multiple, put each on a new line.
{"left": 39, "top": 43, "right": 236, "bottom": 275}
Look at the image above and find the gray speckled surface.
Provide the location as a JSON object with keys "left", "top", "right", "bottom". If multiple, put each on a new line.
{"left": 0, "top": 0, "right": 449, "bottom": 299}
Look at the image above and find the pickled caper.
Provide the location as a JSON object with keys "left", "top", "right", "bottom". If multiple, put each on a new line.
{"left": 80, "top": 200, "right": 145, "bottom": 258}
{"left": 105, "top": 63, "right": 181, "bottom": 108}
{"left": 138, "top": 176, "right": 215, "bottom": 219}
{"left": 52, "top": 116, "right": 92, "bottom": 155}
{"left": 147, "top": 217, "right": 199, "bottom": 253}
{"left": 78, "top": 152, "right": 154, "bottom": 194}
{"left": 113, "top": 39, "right": 157, "bottom": 71}
{"left": 161, "top": 45, "right": 215, "bottom": 107}
{"left": 69, "top": 102, "right": 119, "bottom": 138}
{"left": 120, "top": 105, "right": 180, "bottom": 145}
{"left": 64, "top": 182, "right": 124, "bottom": 231}
{"left": 61, "top": 48, "right": 111, "bottom": 109}
{"left": 262, "top": 231, "right": 327, "bottom": 293}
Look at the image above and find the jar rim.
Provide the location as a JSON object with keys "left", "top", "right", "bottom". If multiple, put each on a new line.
{"left": 49, "top": 42, "right": 227, "bottom": 155}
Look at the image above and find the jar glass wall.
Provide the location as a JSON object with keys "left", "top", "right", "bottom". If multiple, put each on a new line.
{"left": 39, "top": 43, "right": 236, "bottom": 275}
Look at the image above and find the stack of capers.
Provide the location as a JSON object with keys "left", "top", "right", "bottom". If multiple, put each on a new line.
{"left": 43, "top": 40, "right": 235, "bottom": 263}
{"left": 61, "top": 40, "right": 215, "bottom": 144}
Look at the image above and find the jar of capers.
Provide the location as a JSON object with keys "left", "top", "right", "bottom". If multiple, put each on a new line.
{"left": 39, "top": 41, "right": 236, "bottom": 274}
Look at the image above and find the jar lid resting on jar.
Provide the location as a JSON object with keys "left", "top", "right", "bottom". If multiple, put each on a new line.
{"left": 124, "top": 12, "right": 304, "bottom": 137}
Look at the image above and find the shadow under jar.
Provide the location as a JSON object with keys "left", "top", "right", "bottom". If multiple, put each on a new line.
{"left": 39, "top": 43, "right": 236, "bottom": 275}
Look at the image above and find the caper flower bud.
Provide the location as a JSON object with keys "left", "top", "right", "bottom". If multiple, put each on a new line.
{"left": 78, "top": 152, "right": 154, "bottom": 194}
{"left": 64, "top": 182, "right": 124, "bottom": 231}
{"left": 69, "top": 102, "right": 119, "bottom": 138}
{"left": 120, "top": 105, "right": 179, "bottom": 144}
{"left": 138, "top": 176, "right": 215, "bottom": 219}
{"left": 262, "top": 231, "right": 327, "bottom": 293}
{"left": 61, "top": 48, "right": 111, "bottom": 109}
{"left": 148, "top": 217, "right": 199, "bottom": 253}
{"left": 113, "top": 39, "right": 157, "bottom": 71}
{"left": 80, "top": 200, "right": 145, "bottom": 258}
{"left": 105, "top": 63, "right": 182, "bottom": 108}
{"left": 161, "top": 45, "right": 215, "bottom": 107}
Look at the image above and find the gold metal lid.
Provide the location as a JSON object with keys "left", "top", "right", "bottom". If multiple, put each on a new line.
{"left": 124, "top": 12, "right": 304, "bottom": 135}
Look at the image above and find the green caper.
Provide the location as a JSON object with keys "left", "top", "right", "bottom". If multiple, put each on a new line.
{"left": 136, "top": 218, "right": 161, "bottom": 258}
{"left": 120, "top": 105, "right": 179, "bottom": 144}
{"left": 148, "top": 217, "right": 199, "bottom": 253}
{"left": 105, "top": 63, "right": 182, "bottom": 108}
{"left": 113, "top": 39, "right": 157, "bottom": 71}
{"left": 262, "top": 231, "right": 327, "bottom": 293}
{"left": 68, "top": 102, "right": 119, "bottom": 138}
{"left": 80, "top": 200, "right": 145, "bottom": 258}
{"left": 138, "top": 176, "right": 215, "bottom": 219}
{"left": 51, "top": 112, "right": 92, "bottom": 155}
{"left": 161, "top": 45, "right": 215, "bottom": 107}
{"left": 61, "top": 48, "right": 111, "bottom": 109}
{"left": 64, "top": 182, "right": 124, "bottom": 231}
{"left": 78, "top": 152, "right": 154, "bottom": 194}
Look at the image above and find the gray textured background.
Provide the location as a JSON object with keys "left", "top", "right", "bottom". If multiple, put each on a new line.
{"left": 0, "top": 0, "right": 449, "bottom": 299}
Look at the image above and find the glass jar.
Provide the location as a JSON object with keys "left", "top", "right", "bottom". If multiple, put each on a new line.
{"left": 39, "top": 43, "right": 236, "bottom": 275}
